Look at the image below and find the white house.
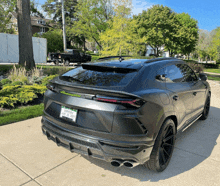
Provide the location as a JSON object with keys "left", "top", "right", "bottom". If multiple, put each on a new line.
{"left": 145, "top": 45, "right": 169, "bottom": 57}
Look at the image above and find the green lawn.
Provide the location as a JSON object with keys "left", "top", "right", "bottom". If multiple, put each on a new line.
{"left": 204, "top": 68, "right": 220, "bottom": 74}
{"left": 0, "top": 103, "right": 44, "bottom": 126}
{"left": 207, "top": 75, "right": 220, "bottom": 81}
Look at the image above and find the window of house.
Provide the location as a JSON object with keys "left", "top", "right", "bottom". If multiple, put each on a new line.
{"left": 40, "top": 27, "right": 45, "bottom": 32}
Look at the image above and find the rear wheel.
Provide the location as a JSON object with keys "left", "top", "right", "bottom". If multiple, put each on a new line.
{"left": 144, "top": 118, "right": 176, "bottom": 172}
{"left": 54, "top": 60, "right": 59, "bottom": 66}
{"left": 64, "top": 60, "right": 70, "bottom": 66}
{"left": 199, "top": 95, "right": 210, "bottom": 120}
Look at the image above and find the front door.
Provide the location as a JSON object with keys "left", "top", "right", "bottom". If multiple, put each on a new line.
{"left": 164, "top": 64, "right": 194, "bottom": 129}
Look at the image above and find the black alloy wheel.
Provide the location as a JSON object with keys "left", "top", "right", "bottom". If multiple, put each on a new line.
{"left": 64, "top": 60, "right": 70, "bottom": 66}
{"left": 200, "top": 95, "right": 211, "bottom": 120}
{"left": 144, "top": 119, "right": 176, "bottom": 172}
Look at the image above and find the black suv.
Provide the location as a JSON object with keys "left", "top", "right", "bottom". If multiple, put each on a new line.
{"left": 41, "top": 57, "right": 211, "bottom": 172}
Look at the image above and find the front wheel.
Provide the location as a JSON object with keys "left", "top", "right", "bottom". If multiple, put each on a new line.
{"left": 64, "top": 59, "right": 70, "bottom": 66}
{"left": 144, "top": 118, "right": 176, "bottom": 172}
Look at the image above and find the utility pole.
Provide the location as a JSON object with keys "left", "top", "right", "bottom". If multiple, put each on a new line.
{"left": 60, "top": 0, "right": 66, "bottom": 52}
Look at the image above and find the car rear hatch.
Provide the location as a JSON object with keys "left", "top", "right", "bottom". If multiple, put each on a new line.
{"left": 43, "top": 62, "right": 146, "bottom": 134}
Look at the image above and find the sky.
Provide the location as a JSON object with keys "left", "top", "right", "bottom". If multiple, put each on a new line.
{"left": 36, "top": 0, "right": 220, "bottom": 32}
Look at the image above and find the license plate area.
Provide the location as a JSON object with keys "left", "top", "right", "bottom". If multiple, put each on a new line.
{"left": 60, "top": 106, "right": 77, "bottom": 122}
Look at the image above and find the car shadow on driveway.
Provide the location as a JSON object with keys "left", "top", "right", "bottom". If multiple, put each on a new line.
{"left": 81, "top": 106, "right": 220, "bottom": 182}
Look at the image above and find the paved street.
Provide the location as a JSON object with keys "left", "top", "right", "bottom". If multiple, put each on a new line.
{"left": 0, "top": 80, "right": 220, "bottom": 186}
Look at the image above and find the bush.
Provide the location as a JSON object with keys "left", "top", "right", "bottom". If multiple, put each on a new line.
{"left": 41, "top": 75, "right": 58, "bottom": 86}
{"left": 1, "top": 79, "right": 12, "bottom": 85}
{"left": 11, "top": 81, "right": 24, "bottom": 86}
{"left": 187, "top": 63, "right": 204, "bottom": 73}
{"left": 0, "top": 65, "right": 14, "bottom": 75}
{"left": 0, "top": 75, "right": 56, "bottom": 108}
{"left": 42, "top": 67, "right": 70, "bottom": 76}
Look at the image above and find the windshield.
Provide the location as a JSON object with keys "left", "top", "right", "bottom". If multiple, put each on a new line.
{"left": 59, "top": 66, "right": 138, "bottom": 87}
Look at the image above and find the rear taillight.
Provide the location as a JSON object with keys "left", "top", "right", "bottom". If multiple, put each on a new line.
{"left": 59, "top": 55, "right": 61, "bottom": 58}
{"left": 94, "top": 96, "right": 145, "bottom": 108}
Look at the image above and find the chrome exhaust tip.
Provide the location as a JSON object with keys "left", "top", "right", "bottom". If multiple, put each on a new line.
{"left": 123, "top": 161, "right": 139, "bottom": 168}
{"left": 111, "top": 160, "right": 123, "bottom": 167}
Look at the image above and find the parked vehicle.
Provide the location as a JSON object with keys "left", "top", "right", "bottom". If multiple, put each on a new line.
{"left": 59, "top": 49, "right": 92, "bottom": 66}
{"left": 41, "top": 57, "right": 211, "bottom": 172}
{"left": 47, "top": 52, "right": 61, "bottom": 65}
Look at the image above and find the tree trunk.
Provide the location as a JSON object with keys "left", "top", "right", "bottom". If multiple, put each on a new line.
{"left": 17, "top": 0, "right": 35, "bottom": 69}
{"left": 92, "top": 36, "right": 102, "bottom": 50}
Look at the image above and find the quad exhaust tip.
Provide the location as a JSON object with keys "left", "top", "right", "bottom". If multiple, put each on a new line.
{"left": 111, "top": 160, "right": 123, "bottom": 167}
{"left": 111, "top": 160, "right": 139, "bottom": 168}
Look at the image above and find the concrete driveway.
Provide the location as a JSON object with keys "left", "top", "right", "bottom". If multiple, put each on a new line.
{"left": 0, "top": 80, "right": 220, "bottom": 186}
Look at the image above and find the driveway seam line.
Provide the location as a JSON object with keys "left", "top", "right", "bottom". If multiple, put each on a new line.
{"left": 0, "top": 152, "right": 42, "bottom": 186}
{"left": 20, "top": 179, "right": 41, "bottom": 186}
{"left": 174, "top": 147, "right": 220, "bottom": 162}
{"left": 34, "top": 154, "right": 79, "bottom": 180}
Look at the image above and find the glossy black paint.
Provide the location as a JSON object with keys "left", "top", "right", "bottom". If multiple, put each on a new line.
{"left": 41, "top": 57, "right": 211, "bottom": 166}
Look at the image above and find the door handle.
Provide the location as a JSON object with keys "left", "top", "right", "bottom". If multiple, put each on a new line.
{"left": 193, "top": 92, "right": 197, "bottom": 96}
{"left": 173, "top": 95, "right": 179, "bottom": 101}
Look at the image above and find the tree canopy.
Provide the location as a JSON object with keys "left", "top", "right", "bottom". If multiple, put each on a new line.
{"left": 72, "top": 0, "right": 113, "bottom": 50}
{"left": 134, "top": 5, "right": 198, "bottom": 57}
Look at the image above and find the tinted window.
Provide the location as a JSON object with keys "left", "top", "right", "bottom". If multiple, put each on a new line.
{"left": 156, "top": 67, "right": 166, "bottom": 82}
{"left": 179, "top": 64, "right": 198, "bottom": 82}
{"left": 60, "top": 67, "right": 137, "bottom": 87}
{"left": 164, "top": 65, "right": 184, "bottom": 82}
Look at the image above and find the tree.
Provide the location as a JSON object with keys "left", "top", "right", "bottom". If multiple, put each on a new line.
{"left": 175, "top": 13, "right": 198, "bottom": 58}
{"left": 34, "top": 29, "right": 64, "bottom": 53}
{"left": 30, "top": 0, "right": 44, "bottom": 18}
{"left": 134, "top": 5, "right": 176, "bottom": 56}
{"left": 0, "top": 0, "right": 16, "bottom": 33}
{"left": 72, "top": 0, "right": 113, "bottom": 50}
{"left": 17, "top": 0, "right": 35, "bottom": 69}
{"left": 42, "top": 0, "right": 77, "bottom": 26}
{"left": 210, "top": 27, "right": 220, "bottom": 61}
{"left": 100, "top": 0, "right": 134, "bottom": 56}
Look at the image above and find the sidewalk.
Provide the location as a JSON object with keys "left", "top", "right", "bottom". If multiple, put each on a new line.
{"left": 0, "top": 81, "right": 220, "bottom": 186}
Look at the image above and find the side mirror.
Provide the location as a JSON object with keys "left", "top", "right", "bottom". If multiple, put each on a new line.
{"left": 199, "top": 73, "right": 207, "bottom": 81}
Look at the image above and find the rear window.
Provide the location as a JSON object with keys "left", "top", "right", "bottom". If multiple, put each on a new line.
{"left": 59, "top": 66, "right": 137, "bottom": 87}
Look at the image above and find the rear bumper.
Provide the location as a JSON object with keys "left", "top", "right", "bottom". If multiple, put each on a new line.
{"left": 41, "top": 116, "right": 153, "bottom": 165}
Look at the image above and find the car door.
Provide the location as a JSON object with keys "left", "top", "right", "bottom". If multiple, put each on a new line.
{"left": 181, "top": 64, "right": 207, "bottom": 117}
{"left": 163, "top": 64, "right": 194, "bottom": 129}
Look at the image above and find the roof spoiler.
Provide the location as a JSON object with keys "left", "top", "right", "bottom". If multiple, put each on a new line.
{"left": 98, "top": 56, "right": 132, "bottom": 62}
{"left": 145, "top": 57, "right": 181, "bottom": 63}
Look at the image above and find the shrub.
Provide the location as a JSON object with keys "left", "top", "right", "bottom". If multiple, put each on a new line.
{"left": 0, "top": 65, "right": 14, "bottom": 75}
{"left": 41, "top": 75, "right": 58, "bottom": 86}
{"left": 1, "top": 79, "right": 12, "bottom": 85}
{"left": 7, "top": 65, "right": 28, "bottom": 84}
{"left": 11, "top": 81, "right": 24, "bottom": 86}
{"left": 43, "top": 67, "right": 70, "bottom": 76}
{"left": 0, "top": 84, "right": 47, "bottom": 108}
{"left": 187, "top": 63, "right": 204, "bottom": 73}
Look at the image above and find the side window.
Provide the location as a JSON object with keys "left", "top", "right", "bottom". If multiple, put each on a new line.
{"left": 164, "top": 65, "right": 184, "bottom": 83}
{"left": 179, "top": 64, "right": 198, "bottom": 82}
{"left": 156, "top": 67, "right": 166, "bottom": 82}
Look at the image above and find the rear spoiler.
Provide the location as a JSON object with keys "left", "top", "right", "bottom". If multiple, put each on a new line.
{"left": 98, "top": 56, "right": 131, "bottom": 62}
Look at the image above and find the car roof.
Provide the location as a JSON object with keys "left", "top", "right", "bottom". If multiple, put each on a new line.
{"left": 87, "top": 57, "right": 183, "bottom": 70}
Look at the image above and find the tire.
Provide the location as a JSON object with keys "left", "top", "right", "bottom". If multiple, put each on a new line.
{"left": 64, "top": 60, "right": 70, "bottom": 66}
{"left": 199, "top": 94, "right": 211, "bottom": 120}
{"left": 144, "top": 118, "right": 176, "bottom": 172}
{"left": 55, "top": 60, "right": 59, "bottom": 66}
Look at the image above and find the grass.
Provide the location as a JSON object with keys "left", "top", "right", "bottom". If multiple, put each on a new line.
{"left": 0, "top": 103, "right": 44, "bottom": 126}
{"left": 204, "top": 68, "right": 220, "bottom": 74}
{"left": 207, "top": 75, "right": 220, "bottom": 81}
